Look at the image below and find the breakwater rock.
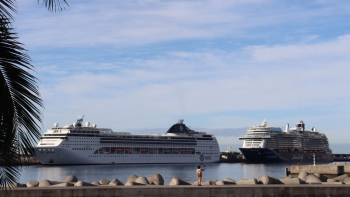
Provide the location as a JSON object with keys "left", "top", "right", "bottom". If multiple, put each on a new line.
{"left": 7, "top": 170, "right": 350, "bottom": 189}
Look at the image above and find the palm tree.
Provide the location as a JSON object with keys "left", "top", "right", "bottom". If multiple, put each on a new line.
{"left": 0, "top": 0, "right": 68, "bottom": 189}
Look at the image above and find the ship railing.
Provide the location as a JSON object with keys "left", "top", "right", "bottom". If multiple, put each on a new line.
{"left": 239, "top": 135, "right": 270, "bottom": 138}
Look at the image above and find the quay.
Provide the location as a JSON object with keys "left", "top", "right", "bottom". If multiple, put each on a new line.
{"left": 288, "top": 163, "right": 350, "bottom": 178}
{"left": 2, "top": 185, "right": 350, "bottom": 197}
{"left": 4, "top": 163, "right": 350, "bottom": 197}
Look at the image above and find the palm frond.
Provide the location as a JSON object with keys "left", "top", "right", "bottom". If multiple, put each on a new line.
{"left": 0, "top": 18, "right": 43, "bottom": 189}
{"left": 39, "top": 0, "right": 69, "bottom": 12}
{"left": 0, "top": 0, "right": 17, "bottom": 21}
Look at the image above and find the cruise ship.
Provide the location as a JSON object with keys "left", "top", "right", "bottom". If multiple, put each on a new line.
{"left": 239, "top": 120, "right": 333, "bottom": 163}
{"left": 34, "top": 116, "right": 220, "bottom": 165}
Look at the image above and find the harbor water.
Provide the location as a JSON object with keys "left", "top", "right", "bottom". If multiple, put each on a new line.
{"left": 17, "top": 162, "right": 322, "bottom": 184}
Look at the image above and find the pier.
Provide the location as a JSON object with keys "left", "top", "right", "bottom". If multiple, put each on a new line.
{"left": 2, "top": 185, "right": 350, "bottom": 197}
{"left": 288, "top": 163, "right": 350, "bottom": 178}
{"left": 4, "top": 163, "right": 350, "bottom": 197}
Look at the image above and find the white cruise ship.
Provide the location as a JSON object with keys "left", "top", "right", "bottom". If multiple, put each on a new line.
{"left": 239, "top": 120, "right": 333, "bottom": 163}
{"left": 34, "top": 116, "right": 220, "bottom": 165}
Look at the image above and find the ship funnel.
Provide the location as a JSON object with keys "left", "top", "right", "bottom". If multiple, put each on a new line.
{"left": 285, "top": 123, "right": 289, "bottom": 132}
{"left": 177, "top": 119, "right": 184, "bottom": 124}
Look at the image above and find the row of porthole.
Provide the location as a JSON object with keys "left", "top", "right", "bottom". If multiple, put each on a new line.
{"left": 38, "top": 149, "right": 54, "bottom": 151}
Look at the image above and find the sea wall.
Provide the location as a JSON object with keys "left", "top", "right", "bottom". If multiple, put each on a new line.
{"left": 290, "top": 164, "right": 350, "bottom": 178}
{"left": 2, "top": 185, "right": 350, "bottom": 197}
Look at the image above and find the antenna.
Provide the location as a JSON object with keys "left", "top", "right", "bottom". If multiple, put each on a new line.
{"left": 76, "top": 115, "right": 84, "bottom": 127}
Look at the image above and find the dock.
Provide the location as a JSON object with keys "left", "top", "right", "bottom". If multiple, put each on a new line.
{"left": 288, "top": 163, "right": 350, "bottom": 178}
{"left": 219, "top": 151, "right": 246, "bottom": 162}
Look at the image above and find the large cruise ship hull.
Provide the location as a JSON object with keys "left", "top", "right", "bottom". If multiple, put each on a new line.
{"left": 35, "top": 117, "right": 221, "bottom": 165}
{"left": 34, "top": 147, "right": 220, "bottom": 165}
{"left": 239, "top": 148, "right": 333, "bottom": 163}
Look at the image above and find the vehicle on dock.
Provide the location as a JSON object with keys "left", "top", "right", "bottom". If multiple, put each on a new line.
{"left": 34, "top": 116, "right": 220, "bottom": 165}
{"left": 239, "top": 120, "right": 333, "bottom": 163}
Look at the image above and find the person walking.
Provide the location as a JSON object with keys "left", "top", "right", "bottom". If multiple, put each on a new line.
{"left": 196, "top": 166, "right": 206, "bottom": 186}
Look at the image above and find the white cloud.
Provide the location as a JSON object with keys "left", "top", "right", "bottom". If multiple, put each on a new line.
{"left": 248, "top": 35, "right": 350, "bottom": 62}
{"left": 39, "top": 34, "right": 350, "bottom": 136}
{"left": 15, "top": 0, "right": 350, "bottom": 48}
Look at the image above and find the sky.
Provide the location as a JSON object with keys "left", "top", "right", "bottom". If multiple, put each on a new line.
{"left": 11, "top": 0, "right": 350, "bottom": 150}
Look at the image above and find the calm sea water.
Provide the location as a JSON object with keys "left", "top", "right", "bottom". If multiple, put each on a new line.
{"left": 18, "top": 162, "right": 311, "bottom": 184}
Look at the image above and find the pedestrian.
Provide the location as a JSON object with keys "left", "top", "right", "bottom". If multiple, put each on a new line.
{"left": 196, "top": 165, "right": 206, "bottom": 186}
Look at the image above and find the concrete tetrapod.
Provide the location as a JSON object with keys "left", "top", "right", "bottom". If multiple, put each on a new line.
{"left": 90, "top": 181, "right": 100, "bottom": 186}
{"left": 305, "top": 174, "right": 322, "bottom": 184}
{"left": 258, "top": 176, "right": 283, "bottom": 184}
{"left": 216, "top": 179, "right": 236, "bottom": 185}
{"left": 147, "top": 174, "right": 164, "bottom": 185}
{"left": 236, "top": 178, "right": 258, "bottom": 185}
{"left": 297, "top": 171, "right": 309, "bottom": 183}
{"left": 26, "top": 180, "right": 39, "bottom": 187}
{"left": 327, "top": 179, "right": 338, "bottom": 183}
{"left": 126, "top": 174, "right": 139, "bottom": 183}
{"left": 314, "top": 173, "right": 328, "bottom": 182}
{"left": 200, "top": 181, "right": 216, "bottom": 186}
{"left": 343, "top": 177, "right": 350, "bottom": 184}
{"left": 50, "top": 181, "right": 63, "bottom": 185}
{"left": 74, "top": 181, "right": 96, "bottom": 187}
{"left": 109, "top": 179, "right": 123, "bottom": 186}
{"left": 99, "top": 179, "right": 110, "bottom": 185}
{"left": 124, "top": 181, "right": 147, "bottom": 186}
{"left": 222, "top": 178, "right": 236, "bottom": 184}
{"left": 63, "top": 175, "right": 78, "bottom": 183}
{"left": 135, "top": 176, "right": 150, "bottom": 185}
{"left": 38, "top": 179, "right": 52, "bottom": 187}
{"left": 279, "top": 177, "right": 302, "bottom": 185}
{"left": 168, "top": 177, "right": 191, "bottom": 186}
{"left": 332, "top": 174, "right": 348, "bottom": 182}
{"left": 50, "top": 182, "right": 74, "bottom": 187}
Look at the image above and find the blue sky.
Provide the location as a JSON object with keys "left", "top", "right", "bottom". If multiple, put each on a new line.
{"left": 13, "top": 0, "right": 350, "bottom": 147}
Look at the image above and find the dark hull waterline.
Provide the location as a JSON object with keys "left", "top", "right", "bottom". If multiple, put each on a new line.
{"left": 239, "top": 148, "right": 333, "bottom": 163}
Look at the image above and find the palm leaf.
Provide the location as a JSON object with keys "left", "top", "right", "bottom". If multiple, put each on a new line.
{"left": 39, "top": 0, "right": 69, "bottom": 12}
{"left": 0, "top": 18, "right": 43, "bottom": 189}
{"left": 0, "top": 0, "right": 16, "bottom": 21}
